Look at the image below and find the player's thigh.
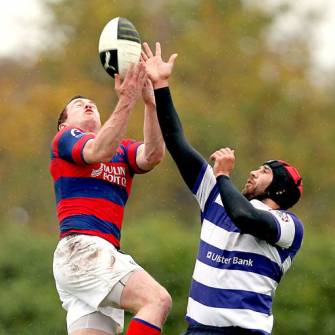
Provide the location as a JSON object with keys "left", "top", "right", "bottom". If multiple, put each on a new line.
{"left": 119, "top": 270, "right": 170, "bottom": 310}
{"left": 54, "top": 234, "right": 141, "bottom": 309}
{"left": 70, "top": 330, "right": 111, "bottom": 335}
{"left": 68, "top": 312, "right": 117, "bottom": 335}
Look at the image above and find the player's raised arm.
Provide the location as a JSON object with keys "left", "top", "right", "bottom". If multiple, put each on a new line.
{"left": 210, "top": 148, "right": 279, "bottom": 243}
{"left": 83, "top": 63, "right": 147, "bottom": 163}
{"left": 142, "top": 42, "right": 206, "bottom": 190}
{"left": 134, "top": 78, "right": 166, "bottom": 172}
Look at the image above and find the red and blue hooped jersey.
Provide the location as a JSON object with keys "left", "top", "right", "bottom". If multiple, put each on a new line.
{"left": 50, "top": 126, "right": 146, "bottom": 249}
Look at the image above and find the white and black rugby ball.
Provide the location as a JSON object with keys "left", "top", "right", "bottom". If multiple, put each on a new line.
{"left": 98, "top": 17, "right": 141, "bottom": 79}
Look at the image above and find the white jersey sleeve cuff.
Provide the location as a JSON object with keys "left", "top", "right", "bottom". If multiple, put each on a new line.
{"left": 271, "top": 211, "right": 295, "bottom": 249}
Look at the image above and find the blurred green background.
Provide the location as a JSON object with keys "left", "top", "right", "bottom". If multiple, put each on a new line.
{"left": 0, "top": 0, "right": 334, "bottom": 334}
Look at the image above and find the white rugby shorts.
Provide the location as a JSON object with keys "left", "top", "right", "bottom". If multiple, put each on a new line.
{"left": 53, "top": 234, "right": 142, "bottom": 333}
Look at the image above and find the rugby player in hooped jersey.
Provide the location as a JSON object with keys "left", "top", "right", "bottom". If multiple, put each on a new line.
{"left": 50, "top": 63, "right": 172, "bottom": 335}
{"left": 142, "top": 42, "right": 304, "bottom": 335}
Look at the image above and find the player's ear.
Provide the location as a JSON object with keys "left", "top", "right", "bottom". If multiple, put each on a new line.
{"left": 58, "top": 123, "right": 68, "bottom": 131}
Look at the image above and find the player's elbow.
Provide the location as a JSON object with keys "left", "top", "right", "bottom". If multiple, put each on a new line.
{"left": 153, "top": 147, "right": 166, "bottom": 165}
{"left": 228, "top": 208, "right": 252, "bottom": 225}
{"left": 144, "top": 154, "right": 164, "bottom": 170}
{"left": 146, "top": 144, "right": 166, "bottom": 166}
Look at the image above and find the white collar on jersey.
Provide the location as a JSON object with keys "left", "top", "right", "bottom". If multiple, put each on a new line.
{"left": 250, "top": 199, "right": 272, "bottom": 211}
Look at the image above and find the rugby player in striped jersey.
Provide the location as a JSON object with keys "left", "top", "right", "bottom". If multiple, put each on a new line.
{"left": 50, "top": 63, "right": 171, "bottom": 335}
{"left": 142, "top": 42, "right": 304, "bottom": 335}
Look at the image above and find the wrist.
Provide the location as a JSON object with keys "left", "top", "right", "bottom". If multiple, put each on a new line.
{"left": 144, "top": 100, "right": 156, "bottom": 109}
{"left": 117, "top": 95, "right": 136, "bottom": 111}
{"left": 216, "top": 173, "right": 230, "bottom": 179}
{"left": 153, "top": 79, "right": 169, "bottom": 89}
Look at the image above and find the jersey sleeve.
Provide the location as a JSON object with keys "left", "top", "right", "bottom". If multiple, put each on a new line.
{"left": 154, "top": 87, "right": 208, "bottom": 191}
{"left": 121, "top": 139, "right": 147, "bottom": 174}
{"left": 270, "top": 210, "right": 304, "bottom": 250}
{"left": 192, "top": 163, "right": 218, "bottom": 212}
{"left": 51, "top": 127, "right": 95, "bottom": 165}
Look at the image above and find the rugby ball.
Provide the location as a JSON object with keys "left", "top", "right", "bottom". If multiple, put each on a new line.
{"left": 98, "top": 17, "right": 141, "bottom": 79}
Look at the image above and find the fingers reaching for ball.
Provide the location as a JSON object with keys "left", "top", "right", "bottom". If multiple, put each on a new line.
{"left": 155, "top": 42, "right": 161, "bottom": 57}
{"left": 114, "top": 74, "right": 121, "bottom": 98}
{"left": 141, "top": 50, "right": 148, "bottom": 62}
{"left": 141, "top": 41, "right": 178, "bottom": 89}
{"left": 143, "top": 42, "right": 154, "bottom": 58}
{"left": 168, "top": 53, "right": 178, "bottom": 67}
{"left": 115, "top": 62, "right": 147, "bottom": 105}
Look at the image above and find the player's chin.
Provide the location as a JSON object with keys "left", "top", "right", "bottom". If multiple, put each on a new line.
{"left": 242, "top": 187, "right": 253, "bottom": 200}
{"left": 241, "top": 183, "right": 249, "bottom": 195}
{"left": 82, "top": 119, "right": 100, "bottom": 133}
{"left": 84, "top": 114, "right": 99, "bottom": 122}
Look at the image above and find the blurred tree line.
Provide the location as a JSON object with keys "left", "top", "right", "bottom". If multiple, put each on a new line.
{"left": 0, "top": 0, "right": 334, "bottom": 334}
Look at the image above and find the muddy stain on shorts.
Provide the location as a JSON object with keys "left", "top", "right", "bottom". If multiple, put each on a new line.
{"left": 55, "top": 237, "right": 103, "bottom": 279}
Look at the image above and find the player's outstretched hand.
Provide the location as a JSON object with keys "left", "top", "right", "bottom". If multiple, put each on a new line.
{"left": 141, "top": 42, "right": 177, "bottom": 89}
{"left": 115, "top": 62, "right": 147, "bottom": 104}
{"left": 210, "top": 147, "right": 235, "bottom": 178}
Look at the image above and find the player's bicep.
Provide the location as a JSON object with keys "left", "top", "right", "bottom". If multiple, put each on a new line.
{"left": 124, "top": 140, "right": 148, "bottom": 174}
{"left": 252, "top": 210, "right": 280, "bottom": 244}
{"left": 135, "top": 144, "right": 153, "bottom": 172}
{"left": 82, "top": 139, "right": 98, "bottom": 164}
{"left": 233, "top": 207, "right": 280, "bottom": 244}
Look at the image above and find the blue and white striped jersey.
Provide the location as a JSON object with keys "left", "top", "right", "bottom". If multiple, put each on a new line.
{"left": 186, "top": 163, "right": 304, "bottom": 335}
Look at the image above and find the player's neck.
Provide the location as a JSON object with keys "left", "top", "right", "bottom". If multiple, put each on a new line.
{"left": 78, "top": 120, "right": 99, "bottom": 134}
{"left": 262, "top": 198, "right": 280, "bottom": 210}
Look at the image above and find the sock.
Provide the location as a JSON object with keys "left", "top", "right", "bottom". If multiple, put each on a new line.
{"left": 126, "top": 317, "right": 161, "bottom": 335}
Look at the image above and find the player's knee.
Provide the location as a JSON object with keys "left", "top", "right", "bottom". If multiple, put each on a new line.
{"left": 148, "top": 286, "right": 172, "bottom": 314}
{"left": 159, "top": 287, "right": 172, "bottom": 314}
